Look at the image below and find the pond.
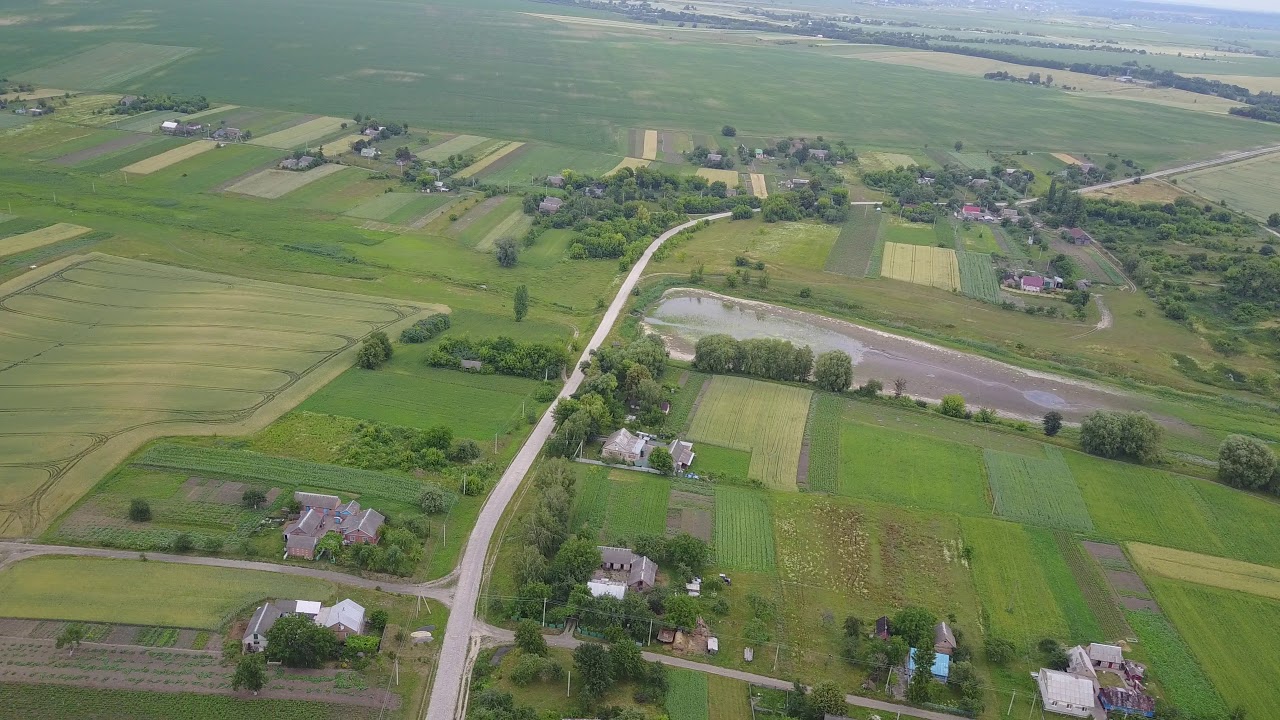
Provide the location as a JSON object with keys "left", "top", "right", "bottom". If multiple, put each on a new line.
{"left": 644, "top": 289, "right": 1145, "bottom": 421}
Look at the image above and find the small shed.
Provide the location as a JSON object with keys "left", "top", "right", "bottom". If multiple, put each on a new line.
{"left": 704, "top": 153, "right": 723, "bottom": 166}
{"left": 461, "top": 359, "right": 483, "bottom": 371}
{"left": 1066, "top": 227, "right": 1093, "bottom": 245}
{"left": 744, "top": 647, "right": 754, "bottom": 662}
{"left": 587, "top": 579, "right": 626, "bottom": 599}
{"left": 908, "top": 647, "right": 950, "bottom": 682}
{"left": 657, "top": 628, "right": 676, "bottom": 644}
{"left": 809, "top": 149, "right": 829, "bottom": 161}
{"left": 1098, "top": 688, "right": 1155, "bottom": 718}
{"left": 706, "top": 637, "right": 719, "bottom": 654}
{"left": 1088, "top": 643, "right": 1124, "bottom": 669}
{"left": 547, "top": 175, "right": 565, "bottom": 188}
{"left": 933, "top": 622, "right": 957, "bottom": 656}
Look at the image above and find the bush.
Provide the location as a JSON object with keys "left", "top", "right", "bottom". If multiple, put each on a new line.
{"left": 171, "top": 533, "right": 194, "bottom": 553}
{"left": 1043, "top": 411, "right": 1063, "bottom": 437}
{"left": 855, "top": 378, "right": 883, "bottom": 398}
{"left": 367, "top": 609, "right": 389, "bottom": 635}
{"left": 985, "top": 636, "right": 1015, "bottom": 665}
{"left": 128, "top": 499, "right": 152, "bottom": 522}
{"left": 241, "top": 487, "right": 267, "bottom": 509}
{"left": 731, "top": 204, "right": 753, "bottom": 220}
{"left": 399, "top": 313, "right": 450, "bottom": 343}
{"left": 418, "top": 486, "right": 451, "bottom": 514}
{"left": 448, "top": 438, "right": 482, "bottom": 463}
{"left": 939, "top": 394, "right": 967, "bottom": 418}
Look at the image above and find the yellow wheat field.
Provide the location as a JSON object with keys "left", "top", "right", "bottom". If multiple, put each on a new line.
{"left": 881, "top": 242, "right": 960, "bottom": 291}
{"left": 606, "top": 157, "right": 650, "bottom": 175}
{"left": 0, "top": 223, "right": 91, "bottom": 258}
{"left": 1130, "top": 543, "right": 1280, "bottom": 601}
{"left": 641, "top": 129, "right": 659, "bottom": 160}
{"left": 696, "top": 167, "right": 741, "bottom": 185}
{"left": 1051, "top": 152, "right": 1082, "bottom": 165}
{"left": 321, "top": 134, "right": 368, "bottom": 156}
{"left": 454, "top": 141, "right": 525, "bottom": 178}
{"left": 749, "top": 173, "right": 768, "bottom": 198}
{"left": 121, "top": 141, "right": 215, "bottom": 174}
{"left": 250, "top": 116, "right": 348, "bottom": 149}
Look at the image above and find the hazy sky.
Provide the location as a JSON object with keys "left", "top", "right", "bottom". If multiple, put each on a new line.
{"left": 1133, "top": 0, "right": 1279, "bottom": 13}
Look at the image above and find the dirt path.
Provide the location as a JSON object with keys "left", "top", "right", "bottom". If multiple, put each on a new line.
{"left": 1070, "top": 294, "right": 1113, "bottom": 339}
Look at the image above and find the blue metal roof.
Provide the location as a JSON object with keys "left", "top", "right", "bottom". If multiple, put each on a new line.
{"left": 907, "top": 647, "right": 951, "bottom": 680}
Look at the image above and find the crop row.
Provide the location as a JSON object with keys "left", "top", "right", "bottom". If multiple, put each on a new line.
{"left": 985, "top": 447, "right": 1094, "bottom": 532}
{"left": 136, "top": 627, "right": 179, "bottom": 648}
{"left": 136, "top": 444, "right": 451, "bottom": 505}
{"left": 1126, "top": 610, "right": 1227, "bottom": 718}
{"left": 803, "top": 393, "right": 841, "bottom": 493}
{"left": 0, "top": 683, "right": 375, "bottom": 719}
{"left": 1055, "top": 532, "right": 1132, "bottom": 641}
{"left": 713, "top": 487, "right": 776, "bottom": 572}
{"left": 958, "top": 251, "right": 1001, "bottom": 302}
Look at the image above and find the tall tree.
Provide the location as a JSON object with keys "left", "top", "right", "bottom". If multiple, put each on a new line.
{"left": 1043, "top": 411, "right": 1063, "bottom": 437}
{"left": 1218, "top": 434, "right": 1276, "bottom": 490}
{"left": 496, "top": 238, "right": 519, "bottom": 268}
{"left": 514, "top": 285, "right": 529, "bottom": 322}
{"left": 813, "top": 350, "right": 853, "bottom": 392}
{"left": 515, "top": 620, "right": 548, "bottom": 657}
{"left": 265, "top": 614, "right": 338, "bottom": 668}
{"left": 572, "top": 643, "right": 614, "bottom": 703}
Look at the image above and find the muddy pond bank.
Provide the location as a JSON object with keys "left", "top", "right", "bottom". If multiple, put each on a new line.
{"left": 643, "top": 289, "right": 1147, "bottom": 421}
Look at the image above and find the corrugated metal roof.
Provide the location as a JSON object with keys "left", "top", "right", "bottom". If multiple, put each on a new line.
{"left": 1038, "top": 669, "right": 1095, "bottom": 708}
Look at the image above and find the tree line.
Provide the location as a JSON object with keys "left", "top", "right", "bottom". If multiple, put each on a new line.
{"left": 426, "top": 336, "right": 567, "bottom": 380}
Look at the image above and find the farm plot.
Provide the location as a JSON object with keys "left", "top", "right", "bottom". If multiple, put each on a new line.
{"left": 49, "top": 132, "right": 155, "bottom": 166}
{"left": 1057, "top": 533, "right": 1131, "bottom": 641}
{"left": 803, "top": 393, "right": 841, "bottom": 493}
{"left": 343, "top": 191, "right": 425, "bottom": 221}
{"left": 0, "top": 684, "right": 381, "bottom": 720}
{"left": 600, "top": 471, "right": 671, "bottom": 544}
{"left": 985, "top": 446, "right": 1093, "bottom": 531}
{"left": 225, "top": 163, "right": 348, "bottom": 199}
{"left": 641, "top": 129, "right": 659, "bottom": 161}
{"left": 418, "top": 134, "right": 490, "bottom": 162}
{"left": 1128, "top": 543, "right": 1280, "bottom": 601}
{"left": 15, "top": 43, "right": 198, "bottom": 89}
{"left": 570, "top": 466, "right": 609, "bottom": 534}
{"left": 692, "top": 444, "right": 751, "bottom": 479}
{"left": 950, "top": 152, "right": 992, "bottom": 170}
{"left": 0, "top": 223, "right": 91, "bottom": 258}
{"left": 606, "top": 156, "right": 650, "bottom": 176}
{"left": 666, "top": 489, "right": 713, "bottom": 543}
{"left": 707, "top": 676, "right": 751, "bottom": 720}
{"left": 883, "top": 217, "right": 939, "bottom": 247}
{"left": 666, "top": 669, "right": 710, "bottom": 720}
{"left": 0, "top": 254, "right": 421, "bottom": 537}
{"left": 1126, "top": 608, "right": 1229, "bottom": 719}
{"left": 695, "top": 167, "right": 741, "bottom": 186}
{"left": 880, "top": 242, "right": 961, "bottom": 291}
{"left": 0, "top": 556, "right": 333, "bottom": 629}
{"left": 861, "top": 151, "right": 916, "bottom": 171}
{"left": 1147, "top": 579, "right": 1280, "bottom": 718}
{"left": 713, "top": 487, "right": 776, "bottom": 572}
{"left": 961, "top": 517, "right": 1072, "bottom": 649}
{"left": 1178, "top": 151, "right": 1280, "bottom": 221}
{"left": 477, "top": 145, "right": 621, "bottom": 185}
{"left": 958, "top": 251, "right": 1000, "bottom": 301}
{"left": 74, "top": 137, "right": 188, "bottom": 174}
{"left": 748, "top": 173, "right": 767, "bottom": 198}
{"left": 459, "top": 197, "right": 531, "bottom": 251}
{"left": 454, "top": 141, "right": 525, "bottom": 179}
{"left": 659, "top": 130, "right": 693, "bottom": 163}
{"left": 823, "top": 211, "right": 882, "bottom": 278}
{"left": 686, "top": 376, "right": 811, "bottom": 490}
{"left": 249, "top": 116, "right": 347, "bottom": 149}
{"left": 120, "top": 140, "right": 215, "bottom": 174}
{"left": 837, "top": 421, "right": 990, "bottom": 516}
{"left": 1027, "top": 529, "right": 1104, "bottom": 643}
{"left": 320, "top": 133, "right": 366, "bottom": 155}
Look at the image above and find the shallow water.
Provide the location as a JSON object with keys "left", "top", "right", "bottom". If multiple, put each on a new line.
{"left": 645, "top": 289, "right": 1142, "bottom": 420}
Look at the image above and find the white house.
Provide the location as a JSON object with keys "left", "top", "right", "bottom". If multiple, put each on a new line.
{"left": 316, "top": 598, "right": 365, "bottom": 641}
{"left": 587, "top": 579, "right": 626, "bottom": 599}
{"left": 1036, "top": 669, "right": 1095, "bottom": 718}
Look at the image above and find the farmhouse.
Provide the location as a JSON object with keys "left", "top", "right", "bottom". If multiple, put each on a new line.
{"left": 602, "top": 427, "right": 647, "bottom": 463}
{"left": 754, "top": 148, "right": 764, "bottom": 159}
{"left": 360, "top": 147, "right": 380, "bottom": 158}
{"left": 1066, "top": 227, "right": 1093, "bottom": 245}
{"left": 809, "top": 149, "right": 829, "bottom": 161}
{"left": 283, "top": 491, "right": 384, "bottom": 560}
{"left": 1088, "top": 643, "right": 1123, "bottom": 669}
{"left": 1036, "top": 669, "right": 1095, "bottom": 718}
{"left": 119, "top": 95, "right": 139, "bottom": 106}
{"left": 596, "top": 546, "right": 658, "bottom": 592}
{"left": 705, "top": 153, "right": 723, "bottom": 167}
{"left": 316, "top": 598, "right": 365, "bottom": 641}
{"left": 547, "top": 175, "right": 565, "bottom": 188}
{"left": 242, "top": 599, "right": 322, "bottom": 652}
{"left": 211, "top": 127, "right": 242, "bottom": 142}
{"left": 1020, "top": 275, "right": 1045, "bottom": 293}
{"left": 916, "top": 176, "right": 935, "bottom": 185}
{"left": 907, "top": 647, "right": 949, "bottom": 682}
{"left": 1066, "top": 645, "right": 1096, "bottom": 681}
{"left": 538, "top": 196, "right": 563, "bottom": 214}
{"left": 969, "top": 178, "right": 990, "bottom": 189}
{"left": 1000, "top": 208, "right": 1020, "bottom": 220}
{"left": 668, "top": 439, "right": 695, "bottom": 471}
{"left": 278, "top": 156, "right": 316, "bottom": 171}
{"left": 933, "top": 622, "right": 957, "bottom": 656}
{"left": 961, "top": 204, "right": 983, "bottom": 220}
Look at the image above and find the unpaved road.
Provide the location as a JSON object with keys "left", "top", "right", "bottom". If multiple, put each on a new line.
{"left": 424, "top": 212, "right": 733, "bottom": 720}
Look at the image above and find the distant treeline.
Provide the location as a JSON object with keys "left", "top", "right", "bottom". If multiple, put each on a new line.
{"left": 112, "top": 94, "right": 210, "bottom": 116}
{"left": 692, "top": 334, "right": 814, "bottom": 382}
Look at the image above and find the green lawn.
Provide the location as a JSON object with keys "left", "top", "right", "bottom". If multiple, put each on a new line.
{"left": 602, "top": 470, "right": 671, "bottom": 544}
{"left": 0, "top": 556, "right": 334, "bottom": 629}
{"left": 692, "top": 444, "right": 751, "bottom": 479}
{"left": 883, "top": 217, "right": 940, "bottom": 247}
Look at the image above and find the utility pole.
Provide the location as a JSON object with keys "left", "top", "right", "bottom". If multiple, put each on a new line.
{"left": 1008, "top": 690, "right": 1016, "bottom": 715}
{"left": 566, "top": 669, "right": 571, "bottom": 698}
{"left": 542, "top": 598, "right": 547, "bottom": 627}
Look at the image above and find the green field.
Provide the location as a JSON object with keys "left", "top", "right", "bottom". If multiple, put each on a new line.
{"left": 0, "top": 684, "right": 379, "bottom": 720}
{"left": 418, "top": 134, "right": 491, "bottom": 162}
{"left": 601, "top": 471, "right": 671, "bottom": 544}
{"left": 713, "top": 487, "right": 776, "bottom": 572}
{"left": 823, "top": 210, "right": 882, "bottom": 277}
{"left": 707, "top": 676, "right": 751, "bottom": 720}
{"left": 836, "top": 422, "right": 990, "bottom": 516}
{"left": 1126, "top": 609, "right": 1228, "bottom": 719}
{"left": 1148, "top": 579, "right": 1280, "bottom": 718}
{"left": 1068, "top": 453, "right": 1280, "bottom": 567}
{"left": 1056, "top": 533, "right": 1130, "bottom": 641}
{"left": 1178, "top": 152, "right": 1280, "bottom": 221}
{"left": 666, "top": 669, "right": 710, "bottom": 720}
{"left": 475, "top": 144, "right": 621, "bottom": 185}
{"left": 687, "top": 376, "right": 811, "bottom": 490}
{"left": 344, "top": 191, "right": 430, "bottom": 221}
{"left": 985, "top": 446, "right": 1093, "bottom": 532}
{"left": 0, "top": 254, "right": 418, "bottom": 538}
{"left": 15, "top": 42, "right": 198, "bottom": 89}
{"left": 0, "top": 556, "right": 334, "bottom": 629}
{"left": 570, "top": 466, "right": 610, "bottom": 535}
{"left": 961, "top": 517, "right": 1071, "bottom": 649}
{"left": 958, "top": 251, "right": 1001, "bottom": 302}
{"left": 882, "top": 217, "right": 939, "bottom": 247}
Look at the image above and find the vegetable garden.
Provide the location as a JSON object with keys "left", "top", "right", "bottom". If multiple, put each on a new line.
{"left": 985, "top": 446, "right": 1094, "bottom": 532}
{"left": 712, "top": 487, "right": 776, "bottom": 572}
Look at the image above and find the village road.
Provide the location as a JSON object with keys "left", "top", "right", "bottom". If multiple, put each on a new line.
{"left": 424, "top": 212, "right": 734, "bottom": 720}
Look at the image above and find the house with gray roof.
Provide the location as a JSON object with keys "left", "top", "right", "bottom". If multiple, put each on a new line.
{"left": 602, "top": 428, "right": 647, "bottom": 464}
{"left": 538, "top": 196, "right": 563, "bottom": 214}
{"left": 316, "top": 598, "right": 365, "bottom": 641}
{"left": 283, "top": 491, "right": 385, "bottom": 560}
{"left": 595, "top": 546, "right": 659, "bottom": 593}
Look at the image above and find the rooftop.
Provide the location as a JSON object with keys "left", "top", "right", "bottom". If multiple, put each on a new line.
{"left": 1038, "top": 669, "right": 1094, "bottom": 708}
